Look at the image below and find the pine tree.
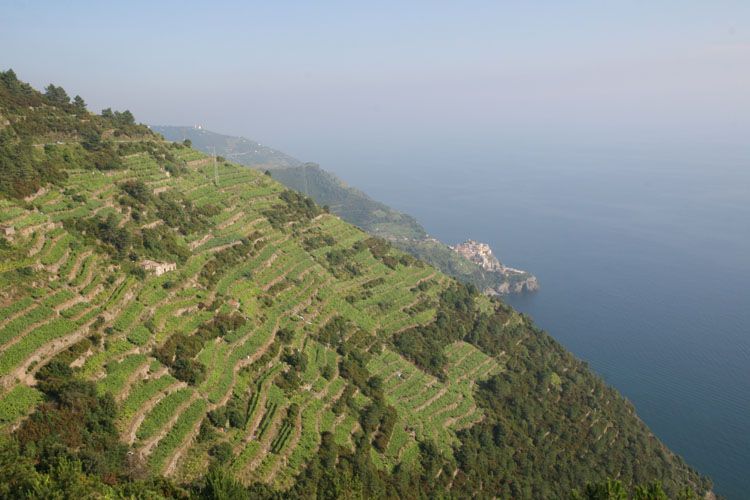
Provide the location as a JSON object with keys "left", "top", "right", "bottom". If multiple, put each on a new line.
{"left": 73, "top": 95, "right": 86, "bottom": 112}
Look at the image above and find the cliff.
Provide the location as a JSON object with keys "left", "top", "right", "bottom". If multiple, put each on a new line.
{"left": 451, "top": 240, "right": 539, "bottom": 294}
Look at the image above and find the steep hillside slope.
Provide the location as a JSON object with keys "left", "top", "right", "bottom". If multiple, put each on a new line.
{"left": 151, "top": 125, "right": 302, "bottom": 170}
{"left": 153, "top": 126, "right": 538, "bottom": 295}
{"left": 0, "top": 72, "right": 710, "bottom": 497}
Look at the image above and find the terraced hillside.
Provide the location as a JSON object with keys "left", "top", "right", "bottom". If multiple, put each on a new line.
{"left": 153, "top": 126, "right": 539, "bottom": 296}
{"left": 0, "top": 71, "right": 711, "bottom": 497}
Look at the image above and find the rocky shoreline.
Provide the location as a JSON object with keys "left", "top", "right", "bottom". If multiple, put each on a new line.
{"left": 450, "top": 240, "right": 539, "bottom": 295}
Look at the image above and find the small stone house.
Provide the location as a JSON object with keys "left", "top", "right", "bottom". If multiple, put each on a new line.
{"left": 140, "top": 260, "right": 177, "bottom": 276}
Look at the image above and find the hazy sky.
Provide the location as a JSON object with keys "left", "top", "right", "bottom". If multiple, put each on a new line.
{"left": 2, "top": 1, "right": 749, "bottom": 163}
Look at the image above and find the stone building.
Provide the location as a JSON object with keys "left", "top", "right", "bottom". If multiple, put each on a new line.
{"left": 140, "top": 260, "right": 177, "bottom": 276}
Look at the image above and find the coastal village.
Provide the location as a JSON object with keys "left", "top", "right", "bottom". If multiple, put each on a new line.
{"left": 450, "top": 240, "right": 539, "bottom": 294}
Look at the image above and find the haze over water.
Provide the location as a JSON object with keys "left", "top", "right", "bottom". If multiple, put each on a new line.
{"left": 4, "top": 1, "right": 748, "bottom": 496}
{"left": 320, "top": 142, "right": 750, "bottom": 499}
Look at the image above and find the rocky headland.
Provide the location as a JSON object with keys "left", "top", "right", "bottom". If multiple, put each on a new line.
{"left": 451, "top": 240, "right": 539, "bottom": 294}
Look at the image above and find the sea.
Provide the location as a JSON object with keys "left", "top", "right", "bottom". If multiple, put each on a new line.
{"left": 320, "top": 141, "right": 750, "bottom": 498}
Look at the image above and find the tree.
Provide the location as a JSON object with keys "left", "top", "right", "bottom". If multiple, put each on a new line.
{"left": 73, "top": 95, "right": 86, "bottom": 113}
{"left": 199, "top": 466, "right": 250, "bottom": 499}
{"left": 118, "top": 110, "right": 135, "bottom": 125}
{"left": 209, "top": 442, "right": 234, "bottom": 464}
{"left": 81, "top": 129, "right": 103, "bottom": 151}
{"left": 44, "top": 84, "right": 70, "bottom": 105}
{"left": 183, "top": 139, "right": 192, "bottom": 147}
{"left": 635, "top": 483, "right": 669, "bottom": 500}
{"left": 0, "top": 69, "right": 21, "bottom": 91}
{"left": 572, "top": 479, "right": 628, "bottom": 500}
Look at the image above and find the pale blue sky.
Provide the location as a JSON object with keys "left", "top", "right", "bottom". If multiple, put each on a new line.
{"left": 2, "top": 1, "right": 748, "bottom": 163}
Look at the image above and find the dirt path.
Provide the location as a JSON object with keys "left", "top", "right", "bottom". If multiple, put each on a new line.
{"left": 54, "top": 294, "right": 88, "bottom": 314}
{"left": 402, "top": 376, "right": 437, "bottom": 405}
{"left": 456, "top": 355, "right": 496, "bottom": 383}
{"left": 413, "top": 272, "right": 437, "bottom": 287}
{"left": 448, "top": 347, "right": 476, "bottom": 372}
{"left": 261, "top": 261, "right": 312, "bottom": 292}
{"left": 0, "top": 311, "right": 58, "bottom": 355}
{"left": 204, "top": 240, "right": 244, "bottom": 255}
{"left": 27, "top": 230, "right": 48, "bottom": 256}
{"left": 244, "top": 402, "right": 287, "bottom": 473}
{"left": 400, "top": 294, "right": 428, "bottom": 313}
{"left": 0, "top": 309, "right": 98, "bottom": 392}
{"left": 187, "top": 158, "right": 213, "bottom": 167}
{"left": 162, "top": 404, "right": 205, "bottom": 476}
{"left": 264, "top": 401, "right": 306, "bottom": 483}
{"left": 72, "top": 258, "right": 98, "bottom": 292}
{"left": 413, "top": 386, "right": 449, "bottom": 413}
{"left": 66, "top": 250, "right": 92, "bottom": 282}
{"left": 161, "top": 280, "right": 324, "bottom": 477}
{"left": 188, "top": 233, "right": 212, "bottom": 251}
{"left": 390, "top": 317, "right": 435, "bottom": 336}
{"left": 242, "top": 378, "right": 273, "bottom": 447}
{"left": 431, "top": 399, "right": 461, "bottom": 422}
{"left": 216, "top": 211, "right": 246, "bottom": 231}
{"left": 91, "top": 199, "right": 116, "bottom": 217}
{"left": 0, "top": 274, "right": 132, "bottom": 392}
{"left": 122, "top": 381, "right": 187, "bottom": 444}
{"left": 0, "top": 302, "right": 38, "bottom": 332}
{"left": 116, "top": 362, "right": 151, "bottom": 402}
{"left": 443, "top": 404, "right": 481, "bottom": 429}
{"left": 139, "top": 391, "right": 198, "bottom": 457}
{"left": 23, "top": 187, "right": 48, "bottom": 203}
{"left": 46, "top": 248, "right": 71, "bottom": 276}
{"left": 36, "top": 230, "right": 65, "bottom": 259}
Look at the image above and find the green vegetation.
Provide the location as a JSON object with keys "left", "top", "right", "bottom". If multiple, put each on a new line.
{"left": 154, "top": 126, "right": 537, "bottom": 295}
{"left": 0, "top": 70, "right": 151, "bottom": 199}
{"left": 136, "top": 389, "right": 194, "bottom": 441}
{"left": 0, "top": 72, "right": 711, "bottom": 498}
{"left": 0, "top": 386, "right": 42, "bottom": 424}
{"left": 118, "top": 373, "right": 177, "bottom": 427}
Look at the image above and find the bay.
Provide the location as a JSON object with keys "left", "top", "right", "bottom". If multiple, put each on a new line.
{"left": 323, "top": 142, "right": 750, "bottom": 498}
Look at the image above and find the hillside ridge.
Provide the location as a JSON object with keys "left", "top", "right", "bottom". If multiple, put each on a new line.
{"left": 152, "top": 125, "right": 539, "bottom": 295}
{"left": 0, "top": 71, "right": 710, "bottom": 498}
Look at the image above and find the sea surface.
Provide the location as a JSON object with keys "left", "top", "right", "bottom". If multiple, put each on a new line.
{"left": 323, "top": 143, "right": 750, "bottom": 498}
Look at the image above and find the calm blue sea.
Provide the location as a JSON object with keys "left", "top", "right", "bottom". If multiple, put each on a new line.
{"left": 325, "top": 143, "right": 750, "bottom": 498}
